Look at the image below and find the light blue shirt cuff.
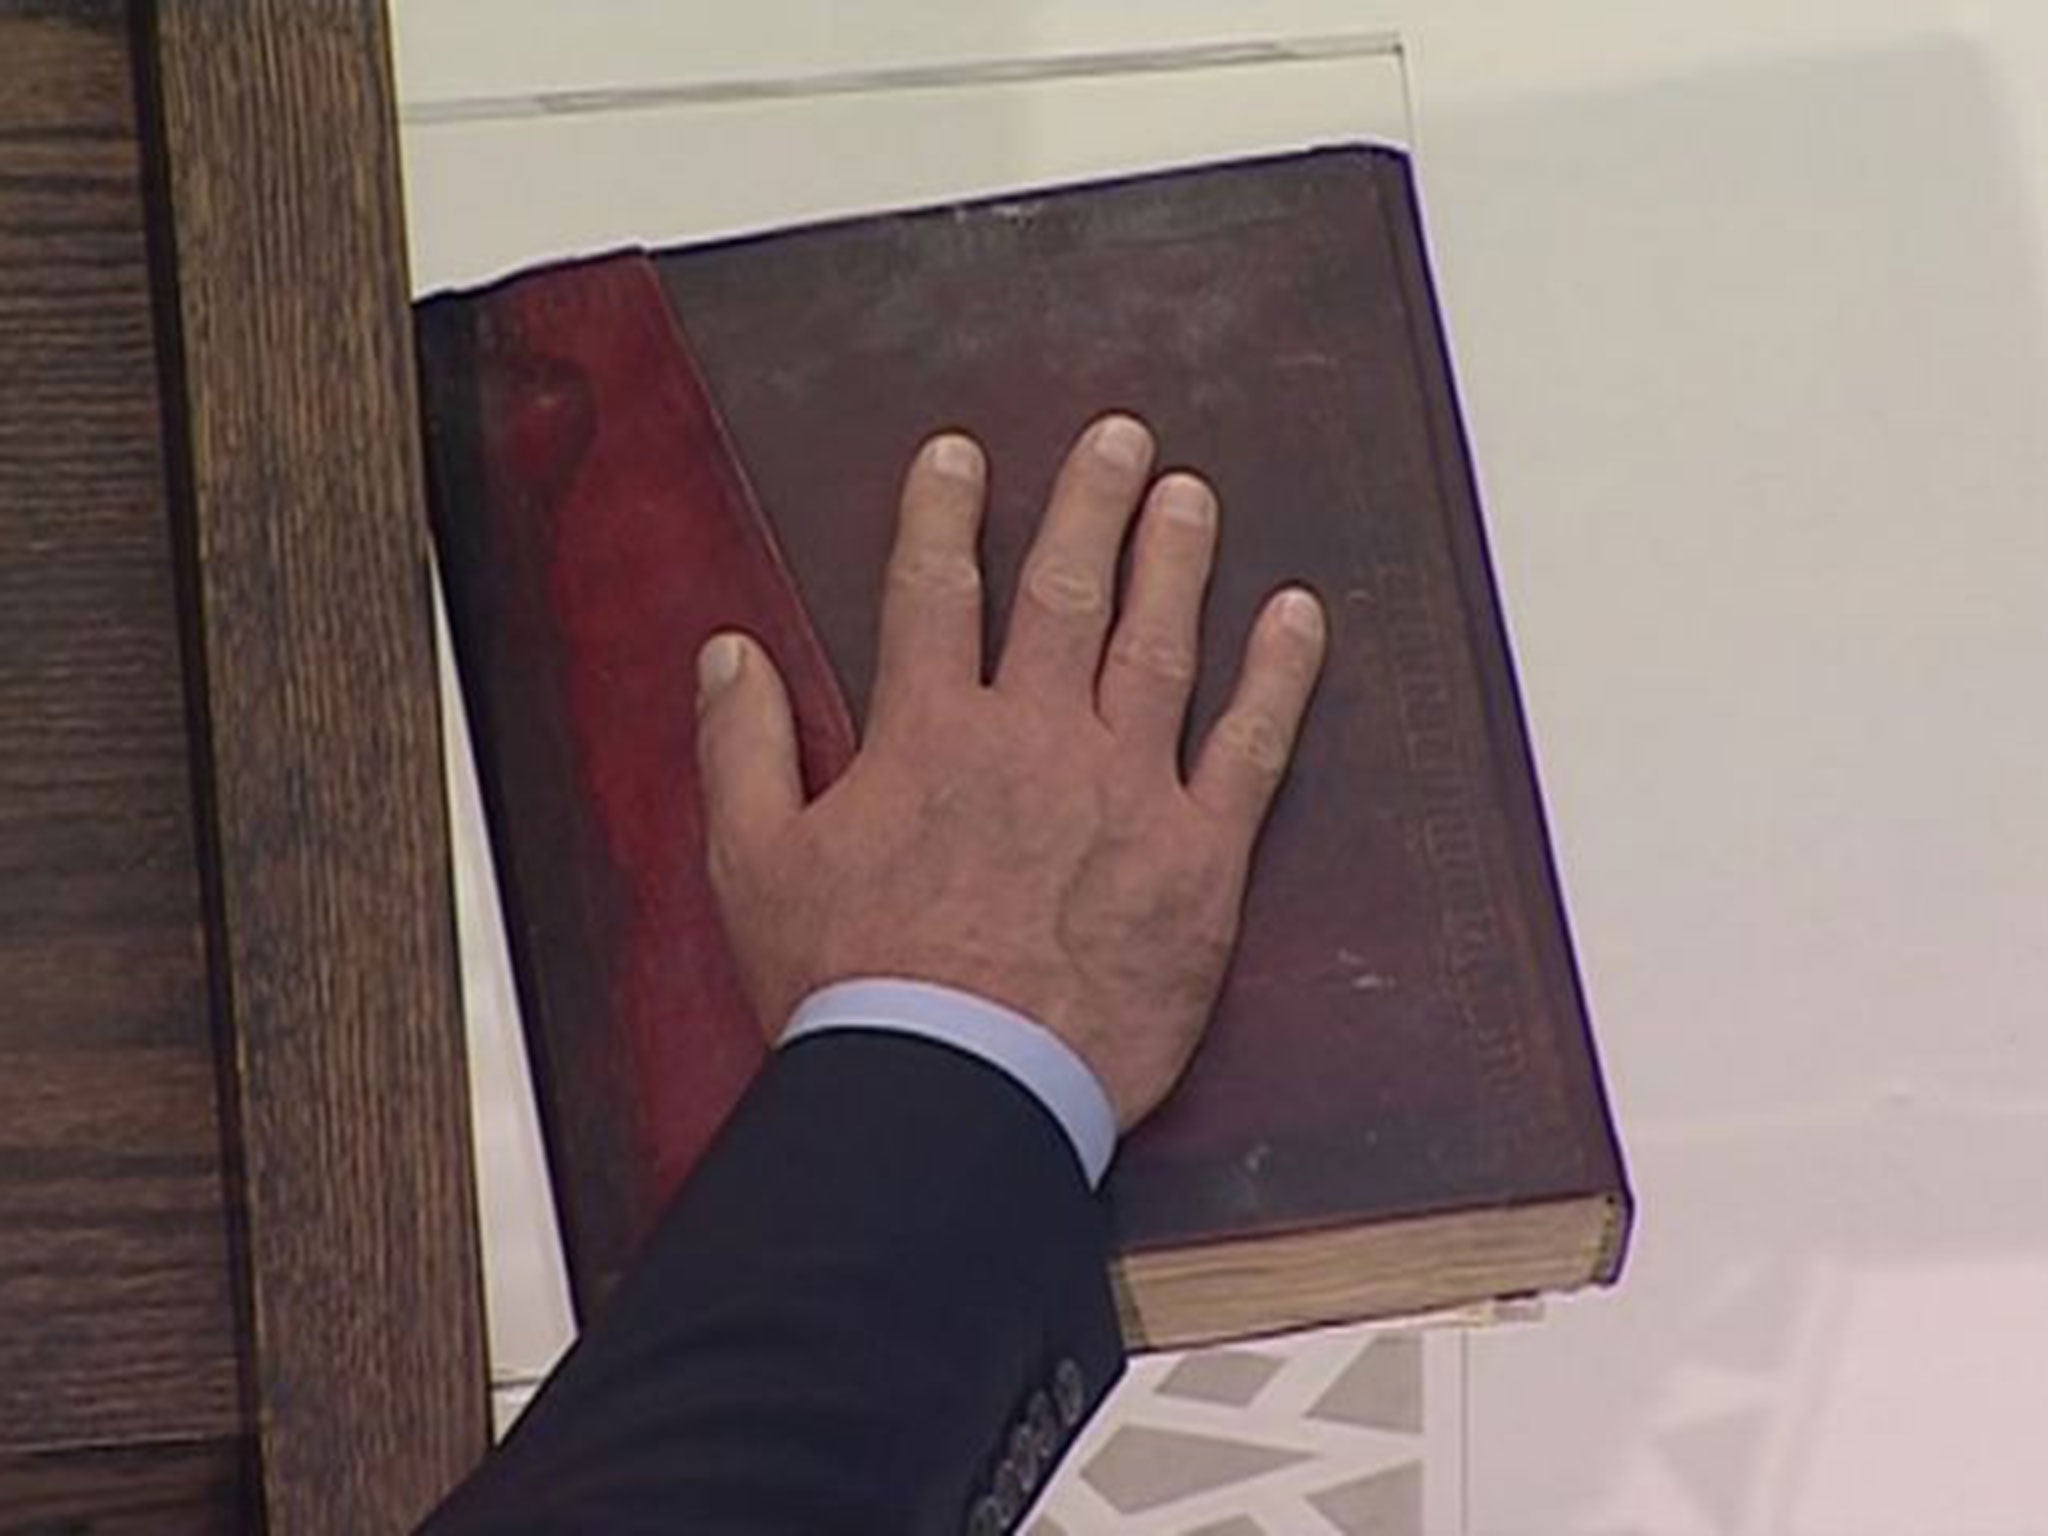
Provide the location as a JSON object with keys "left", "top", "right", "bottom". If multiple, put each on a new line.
{"left": 778, "top": 977, "right": 1119, "bottom": 1189}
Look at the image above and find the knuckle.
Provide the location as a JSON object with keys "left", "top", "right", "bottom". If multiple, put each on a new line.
{"left": 1108, "top": 627, "right": 1197, "bottom": 683}
{"left": 1215, "top": 710, "right": 1290, "bottom": 775}
{"left": 888, "top": 548, "right": 981, "bottom": 598}
{"left": 1023, "top": 556, "right": 1107, "bottom": 616}
{"left": 704, "top": 832, "right": 741, "bottom": 892}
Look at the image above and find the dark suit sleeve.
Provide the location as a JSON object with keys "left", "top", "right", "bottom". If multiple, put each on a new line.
{"left": 420, "top": 1030, "right": 1127, "bottom": 1536}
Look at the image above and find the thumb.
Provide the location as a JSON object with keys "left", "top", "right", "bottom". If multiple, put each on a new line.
{"left": 695, "top": 631, "right": 802, "bottom": 879}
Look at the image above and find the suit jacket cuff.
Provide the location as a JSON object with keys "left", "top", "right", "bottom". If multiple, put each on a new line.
{"left": 780, "top": 976, "right": 1120, "bottom": 1187}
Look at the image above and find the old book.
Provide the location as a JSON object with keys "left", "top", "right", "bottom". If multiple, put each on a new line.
{"left": 417, "top": 145, "right": 1631, "bottom": 1349}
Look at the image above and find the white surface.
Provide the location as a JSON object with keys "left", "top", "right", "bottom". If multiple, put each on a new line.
{"left": 394, "top": 0, "right": 1404, "bottom": 101}
{"left": 1397, "top": 3, "right": 2048, "bottom": 1530}
{"left": 432, "top": 591, "right": 575, "bottom": 1388}
{"left": 398, "top": 7, "right": 1407, "bottom": 291}
{"left": 400, "top": 2, "right": 2048, "bottom": 1529}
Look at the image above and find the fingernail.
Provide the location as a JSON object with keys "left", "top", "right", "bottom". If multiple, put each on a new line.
{"left": 927, "top": 432, "right": 984, "bottom": 481}
{"left": 1091, "top": 413, "right": 1152, "bottom": 471}
{"left": 697, "top": 633, "right": 744, "bottom": 702}
{"left": 1155, "top": 474, "right": 1214, "bottom": 529}
{"left": 1277, "top": 588, "right": 1325, "bottom": 640}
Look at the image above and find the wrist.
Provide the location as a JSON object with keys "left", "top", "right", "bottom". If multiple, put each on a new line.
{"left": 779, "top": 976, "right": 1120, "bottom": 1188}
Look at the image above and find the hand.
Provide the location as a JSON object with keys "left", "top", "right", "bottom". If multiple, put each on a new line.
{"left": 695, "top": 414, "right": 1326, "bottom": 1131}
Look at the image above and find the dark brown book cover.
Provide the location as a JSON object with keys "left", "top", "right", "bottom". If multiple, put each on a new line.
{"left": 418, "top": 146, "right": 1631, "bottom": 1347}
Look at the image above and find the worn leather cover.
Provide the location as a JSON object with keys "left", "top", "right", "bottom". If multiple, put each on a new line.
{"left": 419, "top": 146, "right": 1631, "bottom": 1324}
{"left": 418, "top": 261, "right": 856, "bottom": 1307}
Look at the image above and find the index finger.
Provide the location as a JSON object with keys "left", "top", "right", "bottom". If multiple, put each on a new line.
{"left": 869, "top": 432, "right": 988, "bottom": 729}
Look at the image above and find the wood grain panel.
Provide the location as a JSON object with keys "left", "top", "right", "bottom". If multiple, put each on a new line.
{"left": 141, "top": 0, "right": 489, "bottom": 1528}
{"left": 0, "top": 1437, "right": 248, "bottom": 1534}
{"left": 0, "top": 0, "right": 242, "bottom": 1463}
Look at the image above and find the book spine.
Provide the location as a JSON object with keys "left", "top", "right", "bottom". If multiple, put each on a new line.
{"left": 421, "top": 255, "right": 857, "bottom": 1313}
